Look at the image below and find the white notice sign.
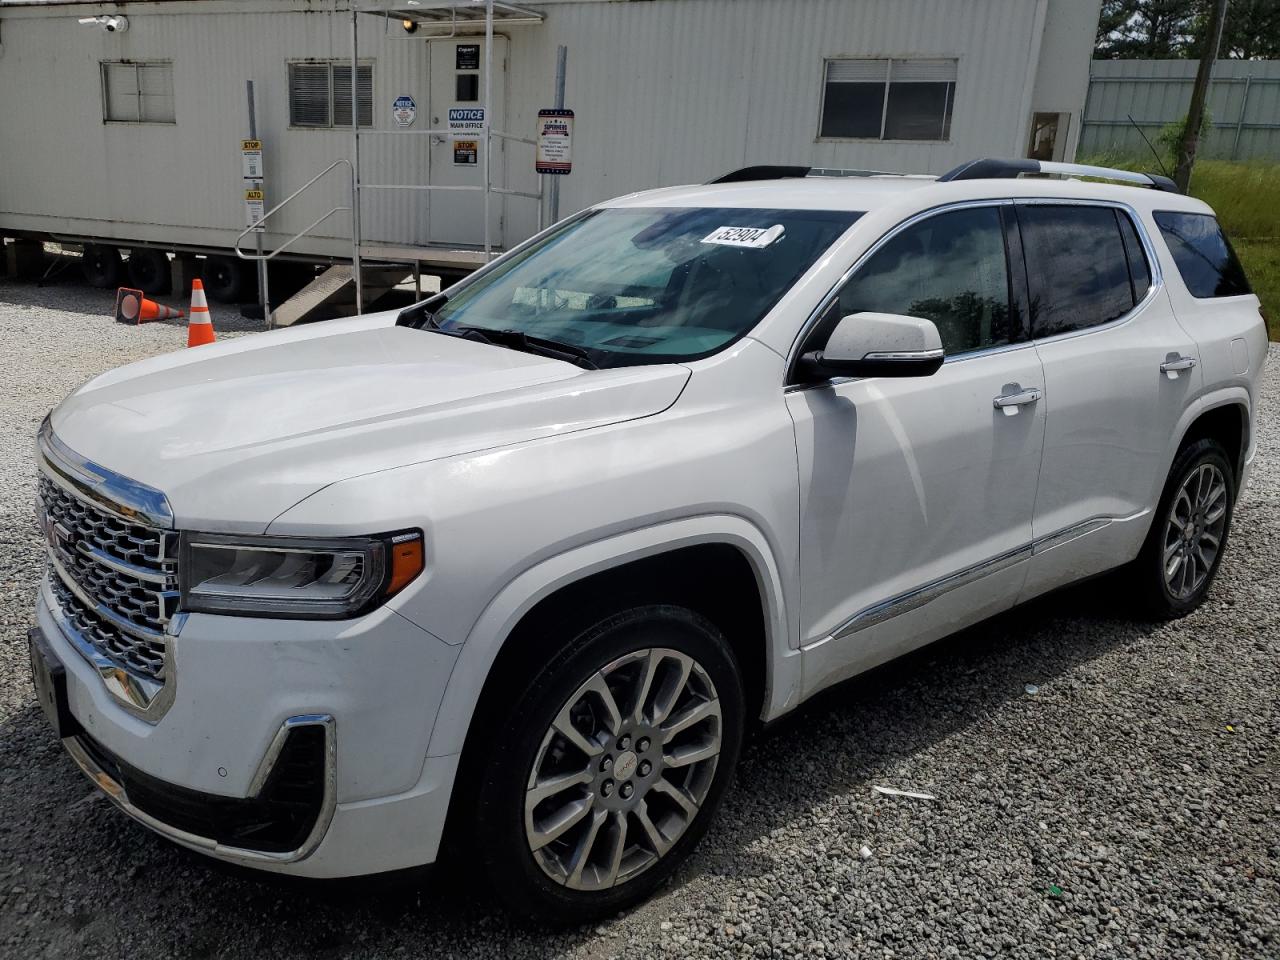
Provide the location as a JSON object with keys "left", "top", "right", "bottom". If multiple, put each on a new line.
{"left": 241, "top": 139, "right": 264, "bottom": 180}
{"left": 244, "top": 188, "right": 265, "bottom": 232}
{"left": 535, "top": 108, "right": 574, "bottom": 175}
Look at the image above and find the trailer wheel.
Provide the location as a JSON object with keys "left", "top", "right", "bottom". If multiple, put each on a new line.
{"left": 126, "top": 248, "right": 171, "bottom": 295}
{"left": 202, "top": 256, "right": 245, "bottom": 303}
{"left": 81, "top": 245, "right": 123, "bottom": 288}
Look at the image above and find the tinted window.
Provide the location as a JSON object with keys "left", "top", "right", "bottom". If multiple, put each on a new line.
{"left": 434, "top": 207, "right": 858, "bottom": 367}
{"left": 1117, "top": 210, "right": 1151, "bottom": 302}
{"left": 1153, "top": 211, "right": 1252, "bottom": 299}
{"left": 833, "top": 206, "right": 1011, "bottom": 355}
{"left": 1020, "top": 205, "right": 1134, "bottom": 337}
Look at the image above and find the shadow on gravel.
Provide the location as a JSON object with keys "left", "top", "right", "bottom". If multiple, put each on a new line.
{"left": 0, "top": 576, "right": 1167, "bottom": 958}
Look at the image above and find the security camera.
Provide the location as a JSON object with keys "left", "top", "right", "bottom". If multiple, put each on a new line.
{"left": 78, "top": 15, "right": 130, "bottom": 33}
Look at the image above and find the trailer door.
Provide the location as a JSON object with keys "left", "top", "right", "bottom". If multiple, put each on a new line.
{"left": 428, "top": 36, "right": 507, "bottom": 248}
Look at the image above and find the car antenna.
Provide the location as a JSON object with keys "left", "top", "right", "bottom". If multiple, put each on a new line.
{"left": 1128, "top": 113, "right": 1172, "bottom": 180}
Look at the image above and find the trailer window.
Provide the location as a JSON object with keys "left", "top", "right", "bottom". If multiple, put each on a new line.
{"left": 289, "top": 62, "right": 373, "bottom": 128}
{"left": 819, "top": 58, "right": 956, "bottom": 141}
{"left": 101, "top": 62, "right": 175, "bottom": 124}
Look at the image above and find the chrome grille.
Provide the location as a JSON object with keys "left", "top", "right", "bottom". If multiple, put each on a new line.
{"left": 38, "top": 474, "right": 178, "bottom": 683}
{"left": 49, "top": 576, "right": 168, "bottom": 679}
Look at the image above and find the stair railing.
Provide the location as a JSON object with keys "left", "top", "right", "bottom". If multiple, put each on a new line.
{"left": 233, "top": 158, "right": 355, "bottom": 264}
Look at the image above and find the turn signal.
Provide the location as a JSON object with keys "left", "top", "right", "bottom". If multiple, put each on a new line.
{"left": 386, "top": 532, "right": 425, "bottom": 596}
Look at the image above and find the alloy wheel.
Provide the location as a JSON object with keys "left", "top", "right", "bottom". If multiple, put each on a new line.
{"left": 1162, "top": 462, "right": 1228, "bottom": 600}
{"left": 524, "top": 647, "right": 723, "bottom": 891}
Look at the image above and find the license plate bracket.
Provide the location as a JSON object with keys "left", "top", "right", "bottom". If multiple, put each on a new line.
{"left": 28, "top": 627, "right": 82, "bottom": 740}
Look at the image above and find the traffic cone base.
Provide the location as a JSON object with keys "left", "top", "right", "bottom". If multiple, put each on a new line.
{"left": 115, "top": 287, "right": 185, "bottom": 324}
{"left": 187, "top": 278, "right": 216, "bottom": 347}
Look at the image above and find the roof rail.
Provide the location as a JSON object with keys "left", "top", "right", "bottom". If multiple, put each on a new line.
{"left": 938, "top": 157, "right": 1180, "bottom": 193}
{"left": 709, "top": 165, "right": 811, "bottom": 184}
{"left": 708, "top": 165, "right": 934, "bottom": 184}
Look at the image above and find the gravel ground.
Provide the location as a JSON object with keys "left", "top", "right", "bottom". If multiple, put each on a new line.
{"left": 1, "top": 272, "right": 1277, "bottom": 960}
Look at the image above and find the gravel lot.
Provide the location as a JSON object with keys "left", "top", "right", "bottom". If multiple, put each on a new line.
{"left": 1, "top": 271, "right": 1277, "bottom": 960}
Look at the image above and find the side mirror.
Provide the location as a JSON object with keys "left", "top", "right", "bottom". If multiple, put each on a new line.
{"left": 800, "top": 312, "right": 945, "bottom": 380}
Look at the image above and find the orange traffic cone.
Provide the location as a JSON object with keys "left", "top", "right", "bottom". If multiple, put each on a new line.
{"left": 187, "top": 278, "right": 216, "bottom": 347}
{"left": 115, "top": 287, "right": 185, "bottom": 324}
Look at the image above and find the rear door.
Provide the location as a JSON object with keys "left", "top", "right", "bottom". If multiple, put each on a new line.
{"left": 1018, "top": 201, "right": 1200, "bottom": 601}
{"left": 789, "top": 202, "right": 1046, "bottom": 696}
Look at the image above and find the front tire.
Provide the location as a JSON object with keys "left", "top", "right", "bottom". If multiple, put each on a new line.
{"left": 472, "top": 605, "right": 744, "bottom": 922}
{"left": 1131, "top": 438, "right": 1235, "bottom": 619}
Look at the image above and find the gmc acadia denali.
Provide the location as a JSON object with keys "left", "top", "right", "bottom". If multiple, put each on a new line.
{"left": 28, "top": 159, "right": 1267, "bottom": 919}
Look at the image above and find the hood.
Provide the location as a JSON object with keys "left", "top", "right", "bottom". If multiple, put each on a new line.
{"left": 50, "top": 312, "right": 691, "bottom": 530}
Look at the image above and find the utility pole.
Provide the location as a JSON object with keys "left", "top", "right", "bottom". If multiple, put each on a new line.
{"left": 1174, "top": 0, "right": 1228, "bottom": 193}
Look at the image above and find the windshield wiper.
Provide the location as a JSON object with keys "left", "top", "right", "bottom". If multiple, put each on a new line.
{"left": 399, "top": 298, "right": 599, "bottom": 370}
{"left": 455, "top": 327, "right": 600, "bottom": 370}
{"left": 395, "top": 293, "right": 449, "bottom": 330}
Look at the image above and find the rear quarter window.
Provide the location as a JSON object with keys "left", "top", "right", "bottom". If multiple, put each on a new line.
{"left": 1153, "top": 211, "right": 1251, "bottom": 299}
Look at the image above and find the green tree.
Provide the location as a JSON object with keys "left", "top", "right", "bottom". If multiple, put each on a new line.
{"left": 1217, "top": 0, "right": 1280, "bottom": 58}
{"left": 1097, "top": 0, "right": 1280, "bottom": 59}
{"left": 1095, "top": 0, "right": 1199, "bottom": 58}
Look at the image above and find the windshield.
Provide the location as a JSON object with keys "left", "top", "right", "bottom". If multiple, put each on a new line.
{"left": 432, "top": 207, "right": 860, "bottom": 367}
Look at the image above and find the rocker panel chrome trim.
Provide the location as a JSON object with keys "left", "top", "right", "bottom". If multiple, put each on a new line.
{"left": 832, "top": 543, "right": 1032, "bottom": 639}
{"left": 828, "top": 516, "right": 1124, "bottom": 640}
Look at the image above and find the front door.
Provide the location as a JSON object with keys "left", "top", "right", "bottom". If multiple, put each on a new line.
{"left": 787, "top": 203, "right": 1046, "bottom": 697}
{"left": 428, "top": 37, "right": 507, "bottom": 247}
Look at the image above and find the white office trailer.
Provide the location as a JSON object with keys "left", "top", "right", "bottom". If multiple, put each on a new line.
{"left": 0, "top": 0, "right": 1101, "bottom": 308}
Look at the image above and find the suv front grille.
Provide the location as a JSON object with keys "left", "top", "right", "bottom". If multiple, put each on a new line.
{"left": 38, "top": 474, "right": 178, "bottom": 683}
{"left": 49, "top": 576, "right": 168, "bottom": 680}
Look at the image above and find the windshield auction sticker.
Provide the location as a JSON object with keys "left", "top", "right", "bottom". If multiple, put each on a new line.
{"left": 701, "top": 224, "right": 785, "bottom": 248}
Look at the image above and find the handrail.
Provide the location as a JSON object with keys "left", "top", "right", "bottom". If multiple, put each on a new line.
{"left": 234, "top": 159, "right": 354, "bottom": 262}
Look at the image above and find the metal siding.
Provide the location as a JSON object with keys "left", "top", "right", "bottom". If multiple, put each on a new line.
{"left": 1081, "top": 58, "right": 1280, "bottom": 161}
{"left": 0, "top": 0, "right": 1074, "bottom": 259}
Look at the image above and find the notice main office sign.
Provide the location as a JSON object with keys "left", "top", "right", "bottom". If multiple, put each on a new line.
{"left": 447, "top": 108, "right": 485, "bottom": 133}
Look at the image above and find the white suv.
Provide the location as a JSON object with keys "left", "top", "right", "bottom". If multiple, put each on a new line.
{"left": 29, "top": 159, "right": 1267, "bottom": 919}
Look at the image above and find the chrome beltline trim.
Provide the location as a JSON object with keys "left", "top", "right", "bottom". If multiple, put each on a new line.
{"left": 62, "top": 714, "right": 338, "bottom": 866}
{"left": 828, "top": 515, "right": 1127, "bottom": 640}
{"left": 40, "top": 577, "right": 176, "bottom": 722}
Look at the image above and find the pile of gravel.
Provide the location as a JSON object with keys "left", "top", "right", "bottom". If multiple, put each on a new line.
{"left": 1, "top": 273, "right": 1275, "bottom": 959}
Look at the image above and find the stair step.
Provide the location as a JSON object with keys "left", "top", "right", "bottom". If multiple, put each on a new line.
{"left": 272, "top": 264, "right": 418, "bottom": 326}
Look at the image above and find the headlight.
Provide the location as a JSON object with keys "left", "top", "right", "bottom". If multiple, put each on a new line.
{"left": 179, "top": 530, "right": 425, "bottom": 619}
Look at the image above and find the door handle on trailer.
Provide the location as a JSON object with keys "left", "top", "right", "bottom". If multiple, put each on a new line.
{"left": 1160, "top": 354, "right": 1198, "bottom": 378}
{"left": 992, "top": 386, "right": 1042, "bottom": 415}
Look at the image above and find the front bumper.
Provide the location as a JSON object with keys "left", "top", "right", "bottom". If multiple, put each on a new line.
{"left": 36, "top": 580, "right": 464, "bottom": 877}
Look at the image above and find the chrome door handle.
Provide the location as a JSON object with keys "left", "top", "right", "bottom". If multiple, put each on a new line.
{"left": 993, "top": 386, "right": 1042, "bottom": 415}
{"left": 1160, "top": 354, "right": 1197, "bottom": 378}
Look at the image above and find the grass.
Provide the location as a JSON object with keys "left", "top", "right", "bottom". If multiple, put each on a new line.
{"left": 1080, "top": 154, "right": 1279, "bottom": 339}
{"left": 1235, "top": 239, "right": 1279, "bottom": 339}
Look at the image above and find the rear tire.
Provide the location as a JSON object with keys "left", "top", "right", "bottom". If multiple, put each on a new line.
{"left": 1130, "top": 438, "right": 1235, "bottom": 619}
{"left": 126, "top": 247, "right": 171, "bottom": 295}
{"left": 470, "top": 604, "right": 744, "bottom": 922}
{"left": 80, "top": 244, "right": 122, "bottom": 288}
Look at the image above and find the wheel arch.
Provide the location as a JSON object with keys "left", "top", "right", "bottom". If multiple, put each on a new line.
{"left": 425, "top": 516, "right": 798, "bottom": 766}
{"left": 1175, "top": 392, "right": 1250, "bottom": 489}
